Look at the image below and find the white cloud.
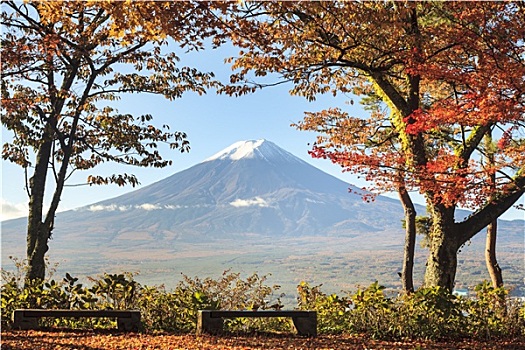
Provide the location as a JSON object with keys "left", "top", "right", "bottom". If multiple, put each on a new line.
{"left": 87, "top": 203, "right": 163, "bottom": 212}
{"left": 1, "top": 199, "right": 28, "bottom": 221}
{"left": 84, "top": 203, "right": 213, "bottom": 212}
{"left": 86, "top": 204, "right": 134, "bottom": 212}
{"left": 88, "top": 204, "right": 119, "bottom": 212}
{"left": 136, "top": 203, "right": 161, "bottom": 211}
{"left": 230, "top": 197, "right": 269, "bottom": 208}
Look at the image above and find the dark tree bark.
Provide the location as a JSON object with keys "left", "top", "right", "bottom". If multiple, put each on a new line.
{"left": 398, "top": 184, "right": 416, "bottom": 293}
{"left": 25, "top": 124, "right": 54, "bottom": 283}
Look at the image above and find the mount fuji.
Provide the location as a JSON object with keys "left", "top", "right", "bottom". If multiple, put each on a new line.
{"left": 55, "top": 139, "right": 405, "bottom": 239}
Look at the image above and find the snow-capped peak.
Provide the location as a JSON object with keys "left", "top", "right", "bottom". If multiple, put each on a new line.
{"left": 203, "top": 139, "right": 300, "bottom": 163}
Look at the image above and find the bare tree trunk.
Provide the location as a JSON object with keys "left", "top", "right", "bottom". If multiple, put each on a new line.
{"left": 25, "top": 134, "right": 53, "bottom": 284}
{"left": 424, "top": 204, "right": 458, "bottom": 291}
{"left": 485, "top": 221, "right": 503, "bottom": 288}
{"left": 484, "top": 131, "right": 503, "bottom": 288}
{"left": 398, "top": 184, "right": 416, "bottom": 293}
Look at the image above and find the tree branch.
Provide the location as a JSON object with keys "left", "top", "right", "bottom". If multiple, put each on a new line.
{"left": 456, "top": 173, "right": 525, "bottom": 243}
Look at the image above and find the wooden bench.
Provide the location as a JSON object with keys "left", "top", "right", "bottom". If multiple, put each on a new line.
{"left": 12, "top": 309, "right": 141, "bottom": 331}
{"left": 197, "top": 310, "right": 317, "bottom": 337}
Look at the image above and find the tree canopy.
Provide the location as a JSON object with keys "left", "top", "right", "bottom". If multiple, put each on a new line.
{"left": 1, "top": 1, "right": 221, "bottom": 282}
{"left": 215, "top": 1, "right": 525, "bottom": 289}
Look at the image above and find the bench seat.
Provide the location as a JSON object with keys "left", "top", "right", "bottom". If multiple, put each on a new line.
{"left": 12, "top": 309, "right": 141, "bottom": 331}
{"left": 197, "top": 310, "right": 317, "bottom": 336}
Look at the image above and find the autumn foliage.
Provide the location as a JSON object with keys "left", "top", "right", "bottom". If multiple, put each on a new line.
{"left": 1, "top": 1, "right": 222, "bottom": 282}
{"left": 213, "top": 1, "right": 525, "bottom": 290}
{"left": 219, "top": 1, "right": 524, "bottom": 208}
{"left": 3, "top": 331, "right": 525, "bottom": 350}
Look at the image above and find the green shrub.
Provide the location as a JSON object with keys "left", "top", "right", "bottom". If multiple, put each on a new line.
{"left": 394, "top": 286, "right": 465, "bottom": 340}
{"left": 137, "top": 285, "right": 184, "bottom": 332}
{"left": 347, "top": 281, "right": 394, "bottom": 338}
{"left": 1, "top": 257, "right": 71, "bottom": 329}
{"left": 296, "top": 281, "right": 351, "bottom": 334}
{"left": 1, "top": 261, "right": 285, "bottom": 333}
{"left": 463, "top": 281, "right": 524, "bottom": 339}
{"left": 89, "top": 273, "right": 139, "bottom": 310}
{"left": 295, "top": 281, "right": 524, "bottom": 341}
{"left": 1, "top": 257, "right": 523, "bottom": 339}
{"left": 1, "top": 271, "right": 109, "bottom": 329}
{"left": 173, "top": 270, "right": 287, "bottom": 333}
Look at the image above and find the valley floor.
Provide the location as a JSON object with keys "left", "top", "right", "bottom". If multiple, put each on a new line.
{"left": 1, "top": 330, "right": 524, "bottom": 350}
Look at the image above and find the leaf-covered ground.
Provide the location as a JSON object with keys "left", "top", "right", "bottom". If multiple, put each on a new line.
{"left": 2, "top": 330, "right": 524, "bottom": 350}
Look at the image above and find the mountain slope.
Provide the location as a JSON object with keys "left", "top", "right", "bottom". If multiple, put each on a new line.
{"left": 1, "top": 140, "right": 405, "bottom": 247}
{"left": 42, "top": 140, "right": 403, "bottom": 239}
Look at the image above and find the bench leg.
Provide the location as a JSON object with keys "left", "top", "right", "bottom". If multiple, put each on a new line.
{"left": 117, "top": 314, "right": 141, "bottom": 332}
{"left": 197, "top": 311, "right": 223, "bottom": 335}
{"left": 292, "top": 312, "right": 317, "bottom": 337}
{"left": 12, "top": 311, "right": 39, "bottom": 330}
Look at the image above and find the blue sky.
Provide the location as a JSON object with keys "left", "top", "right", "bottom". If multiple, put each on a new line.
{"left": 1, "top": 44, "right": 523, "bottom": 221}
